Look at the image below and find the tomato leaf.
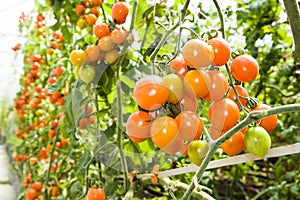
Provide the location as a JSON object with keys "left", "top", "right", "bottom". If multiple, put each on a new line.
{"left": 47, "top": 70, "right": 69, "bottom": 94}
{"left": 70, "top": 181, "right": 83, "bottom": 198}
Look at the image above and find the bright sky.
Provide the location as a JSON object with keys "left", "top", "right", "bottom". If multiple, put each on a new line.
{"left": 0, "top": 0, "right": 34, "bottom": 102}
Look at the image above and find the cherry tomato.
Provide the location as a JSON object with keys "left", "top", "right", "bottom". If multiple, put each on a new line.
{"left": 98, "top": 36, "right": 114, "bottom": 52}
{"left": 169, "top": 57, "right": 188, "bottom": 78}
{"left": 104, "top": 49, "right": 120, "bottom": 64}
{"left": 175, "top": 111, "right": 203, "bottom": 142}
{"left": 207, "top": 37, "right": 231, "bottom": 66}
{"left": 26, "top": 188, "right": 38, "bottom": 200}
{"left": 230, "top": 54, "right": 259, "bottom": 82}
{"left": 183, "top": 70, "right": 211, "bottom": 99}
{"left": 221, "top": 131, "right": 244, "bottom": 156}
{"left": 112, "top": 2, "right": 129, "bottom": 25}
{"left": 70, "top": 50, "right": 87, "bottom": 67}
{"left": 208, "top": 98, "right": 240, "bottom": 131}
{"left": 79, "top": 65, "right": 96, "bottom": 83}
{"left": 162, "top": 137, "right": 184, "bottom": 155}
{"left": 163, "top": 74, "right": 184, "bottom": 104}
{"left": 93, "top": 23, "right": 110, "bottom": 38}
{"left": 126, "top": 111, "right": 151, "bottom": 143}
{"left": 150, "top": 116, "right": 179, "bottom": 149}
{"left": 203, "top": 70, "right": 228, "bottom": 101}
{"left": 111, "top": 28, "right": 127, "bottom": 45}
{"left": 182, "top": 39, "right": 214, "bottom": 69}
{"left": 244, "top": 126, "right": 271, "bottom": 158}
{"left": 87, "top": 187, "right": 105, "bottom": 200}
{"left": 134, "top": 75, "right": 169, "bottom": 111}
{"left": 180, "top": 92, "right": 198, "bottom": 113}
{"left": 188, "top": 140, "right": 209, "bottom": 166}
{"left": 251, "top": 104, "right": 278, "bottom": 132}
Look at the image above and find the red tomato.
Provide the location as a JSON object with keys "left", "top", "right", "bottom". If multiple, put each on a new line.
{"left": 251, "top": 104, "right": 278, "bottom": 132}
{"left": 203, "top": 70, "right": 228, "bottom": 101}
{"left": 207, "top": 37, "right": 231, "bottom": 66}
{"left": 227, "top": 85, "right": 249, "bottom": 108}
{"left": 169, "top": 57, "right": 188, "bottom": 78}
{"left": 230, "top": 54, "right": 259, "bottom": 82}
{"left": 126, "top": 111, "right": 151, "bottom": 143}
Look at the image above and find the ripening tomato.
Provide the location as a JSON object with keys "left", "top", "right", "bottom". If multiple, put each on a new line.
{"left": 70, "top": 50, "right": 87, "bottom": 67}
{"left": 162, "top": 137, "right": 184, "bottom": 155}
{"left": 209, "top": 98, "right": 240, "bottom": 131}
{"left": 87, "top": 187, "right": 105, "bottom": 200}
{"left": 188, "top": 140, "right": 209, "bottom": 166}
{"left": 251, "top": 104, "right": 278, "bottom": 132}
{"left": 150, "top": 116, "right": 179, "bottom": 149}
{"left": 75, "top": 4, "right": 85, "bottom": 16}
{"left": 32, "top": 182, "right": 43, "bottom": 192}
{"left": 93, "top": 23, "right": 110, "bottom": 38}
{"left": 180, "top": 92, "right": 198, "bottom": 112}
{"left": 91, "top": 0, "right": 103, "bottom": 6}
{"left": 126, "top": 111, "right": 151, "bottom": 143}
{"left": 221, "top": 131, "right": 244, "bottom": 156}
{"left": 162, "top": 74, "right": 184, "bottom": 104}
{"left": 230, "top": 54, "right": 259, "bottom": 82}
{"left": 207, "top": 37, "right": 231, "bottom": 66}
{"left": 182, "top": 39, "right": 214, "bottom": 69}
{"left": 86, "top": 45, "right": 102, "bottom": 64}
{"left": 85, "top": 13, "right": 97, "bottom": 25}
{"left": 169, "top": 57, "right": 188, "bottom": 78}
{"left": 111, "top": 28, "right": 127, "bottom": 44}
{"left": 227, "top": 85, "right": 249, "bottom": 108}
{"left": 134, "top": 75, "right": 169, "bottom": 111}
{"left": 244, "top": 126, "right": 271, "bottom": 158}
{"left": 175, "top": 111, "right": 203, "bottom": 142}
{"left": 112, "top": 2, "right": 129, "bottom": 24}
{"left": 203, "top": 70, "right": 228, "bottom": 101}
{"left": 104, "top": 48, "right": 120, "bottom": 64}
{"left": 26, "top": 188, "right": 38, "bottom": 200}
{"left": 184, "top": 70, "right": 211, "bottom": 99}
{"left": 98, "top": 36, "right": 114, "bottom": 52}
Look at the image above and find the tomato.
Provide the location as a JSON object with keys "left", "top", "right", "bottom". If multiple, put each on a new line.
{"left": 210, "top": 125, "right": 223, "bottom": 140}
{"left": 134, "top": 75, "right": 169, "bottom": 110}
{"left": 227, "top": 85, "right": 249, "bottom": 108}
{"left": 85, "top": 13, "right": 97, "bottom": 25}
{"left": 230, "top": 54, "right": 259, "bottom": 82}
{"left": 182, "top": 39, "right": 214, "bottom": 69}
{"left": 78, "top": 117, "right": 88, "bottom": 129}
{"left": 183, "top": 70, "right": 211, "bottom": 99}
{"left": 112, "top": 2, "right": 129, "bottom": 25}
{"left": 70, "top": 50, "right": 87, "bottom": 67}
{"left": 86, "top": 45, "right": 102, "bottom": 64}
{"left": 87, "top": 187, "right": 105, "bottom": 200}
{"left": 26, "top": 188, "right": 38, "bottom": 200}
{"left": 162, "top": 74, "right": 184, "bottom": 104}
{"left": 104, "top": 49, "right": 120, "bottom": 64}
{"left": 188, "top": 140, "right": 209, "bottom": 166}
{"left": 77, "top": 18, "right": 86, "bottom": 29}
{"left": 91, "top": 0, "right": 103, "bottom": 6}
{"left": 75, "top": 4, "right": 85, "bottom": 16}
{"left": 50, "top": 186, "right": 59, "bottom": 197}
{"left": 98, "top": 36, "right": 114, "bottom": 52}
{"left": 111, "top": 28, "right": 127, "bottom": 44}
{"left": 244, "top": 126, "right": 271, "bottom": 158}
{"left": 126, "top": 111, "right": 151, "bottom": 143}
{"left": 207, "top": 37, "right": 231, "bottom": 66}
{"left": 79, "top": 65, "right": 96, "bottom": 83}
{"left": 169, "top": 57, "right": 188, "bottom": 78}
{"left": 221, "top": 131, "right": 244, "bottom": 156}
{"left": 180, "top": 92, "right": 198, "bottom": 113}
{"left": 175, "top": 111, "right": 203, "bottom": 142}
{"left": 32, "top": 182, "right": 43, "bottom": 192}
{"left": 208, "top": 98, "right": 240, "bottom": 131}
{"left": 150, "top": 116, "right": 178, "bottom": 148}
{"left": 251, "top": 104, "right": 278, "bottom": 132}
{"left": 93, "top": 23, "right": 110, "bottom": 38}
{"left": 203, "top": 70, "right": 228, "bottom": 101}
{"left": 48, "top": 129, "right": 56, "bottom": 138}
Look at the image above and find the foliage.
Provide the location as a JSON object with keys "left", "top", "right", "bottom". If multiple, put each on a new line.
{"left": 8, "top": 0, "right": 300, "bottom": 199}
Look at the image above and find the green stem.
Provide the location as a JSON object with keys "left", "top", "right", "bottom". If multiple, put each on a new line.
{"left": 212, "top": 0, "right": 225, "bottom": 39}
{"left": 181, "top": 103, "right": 300, "bottom": 200}
{"left": 149, "top": 0, "right": 191, "bottom": 73}
{"left": 282, "top": 0, "right": 300, "bottom": 63}
{"left": 44, "top": 127, "right": 60, "bottom": 200}
{"left": 115, "top": 0, "right": 139, "bottom": 193}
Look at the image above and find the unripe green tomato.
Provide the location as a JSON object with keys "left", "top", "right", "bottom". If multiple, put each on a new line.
{"left": 163, "top": 74, "right": 184, "bottom": 104}
{"left": 188, "top": 140, "right": 209, "bottom": 166}
{"left": 244, "top": 126, "right": 271, "bottom": 158}
{"left": 79, "top": 65, "right": 96, "bottom": 83}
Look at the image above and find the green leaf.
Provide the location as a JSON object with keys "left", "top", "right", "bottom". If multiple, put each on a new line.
{"left": 120, "top": 75, "right": 135, "bottom": 89}
{"left": 47, "top": 70, "right": 69, "bottom": 94}
{"left": 70, "top": 181, "right": 83, "bottom": 198}
{"left": 61, "top": 25, "right": 73, "bottom": 44}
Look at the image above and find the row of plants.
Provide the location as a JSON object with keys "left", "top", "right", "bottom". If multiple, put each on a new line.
{"left": 8, "top": 0, "right": 300, "bottom": 199}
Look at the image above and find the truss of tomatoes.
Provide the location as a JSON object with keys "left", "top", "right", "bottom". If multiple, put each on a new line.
{"left": 126, "top": 36, "right": 278, "bottom": 165}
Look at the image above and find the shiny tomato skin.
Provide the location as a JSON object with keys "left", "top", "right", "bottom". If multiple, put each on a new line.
{"left": 126, "top": 111, "right": 151, "bottom": 143}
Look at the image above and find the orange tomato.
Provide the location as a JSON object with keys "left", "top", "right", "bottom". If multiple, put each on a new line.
{"left": 207, "top": 37, "right": 231, "bottom": 66}
{"left": 126, "top": 111, "right": 151, "bottom": 143}
{"left": 221, "top": 131, "right": 244, "bottom": 156}
{"left": 183, "top": 70, "right": 211, "bottom": 99}
{"left": 112, "top": 2, "right": 129, "bottom": 25}
{"left": 251, "top": 104, "right": 278, "bottom": 132}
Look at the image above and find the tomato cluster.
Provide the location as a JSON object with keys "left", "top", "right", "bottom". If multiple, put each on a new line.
{"left": 126, "top": 36, "right": 278, "bottom": 164}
